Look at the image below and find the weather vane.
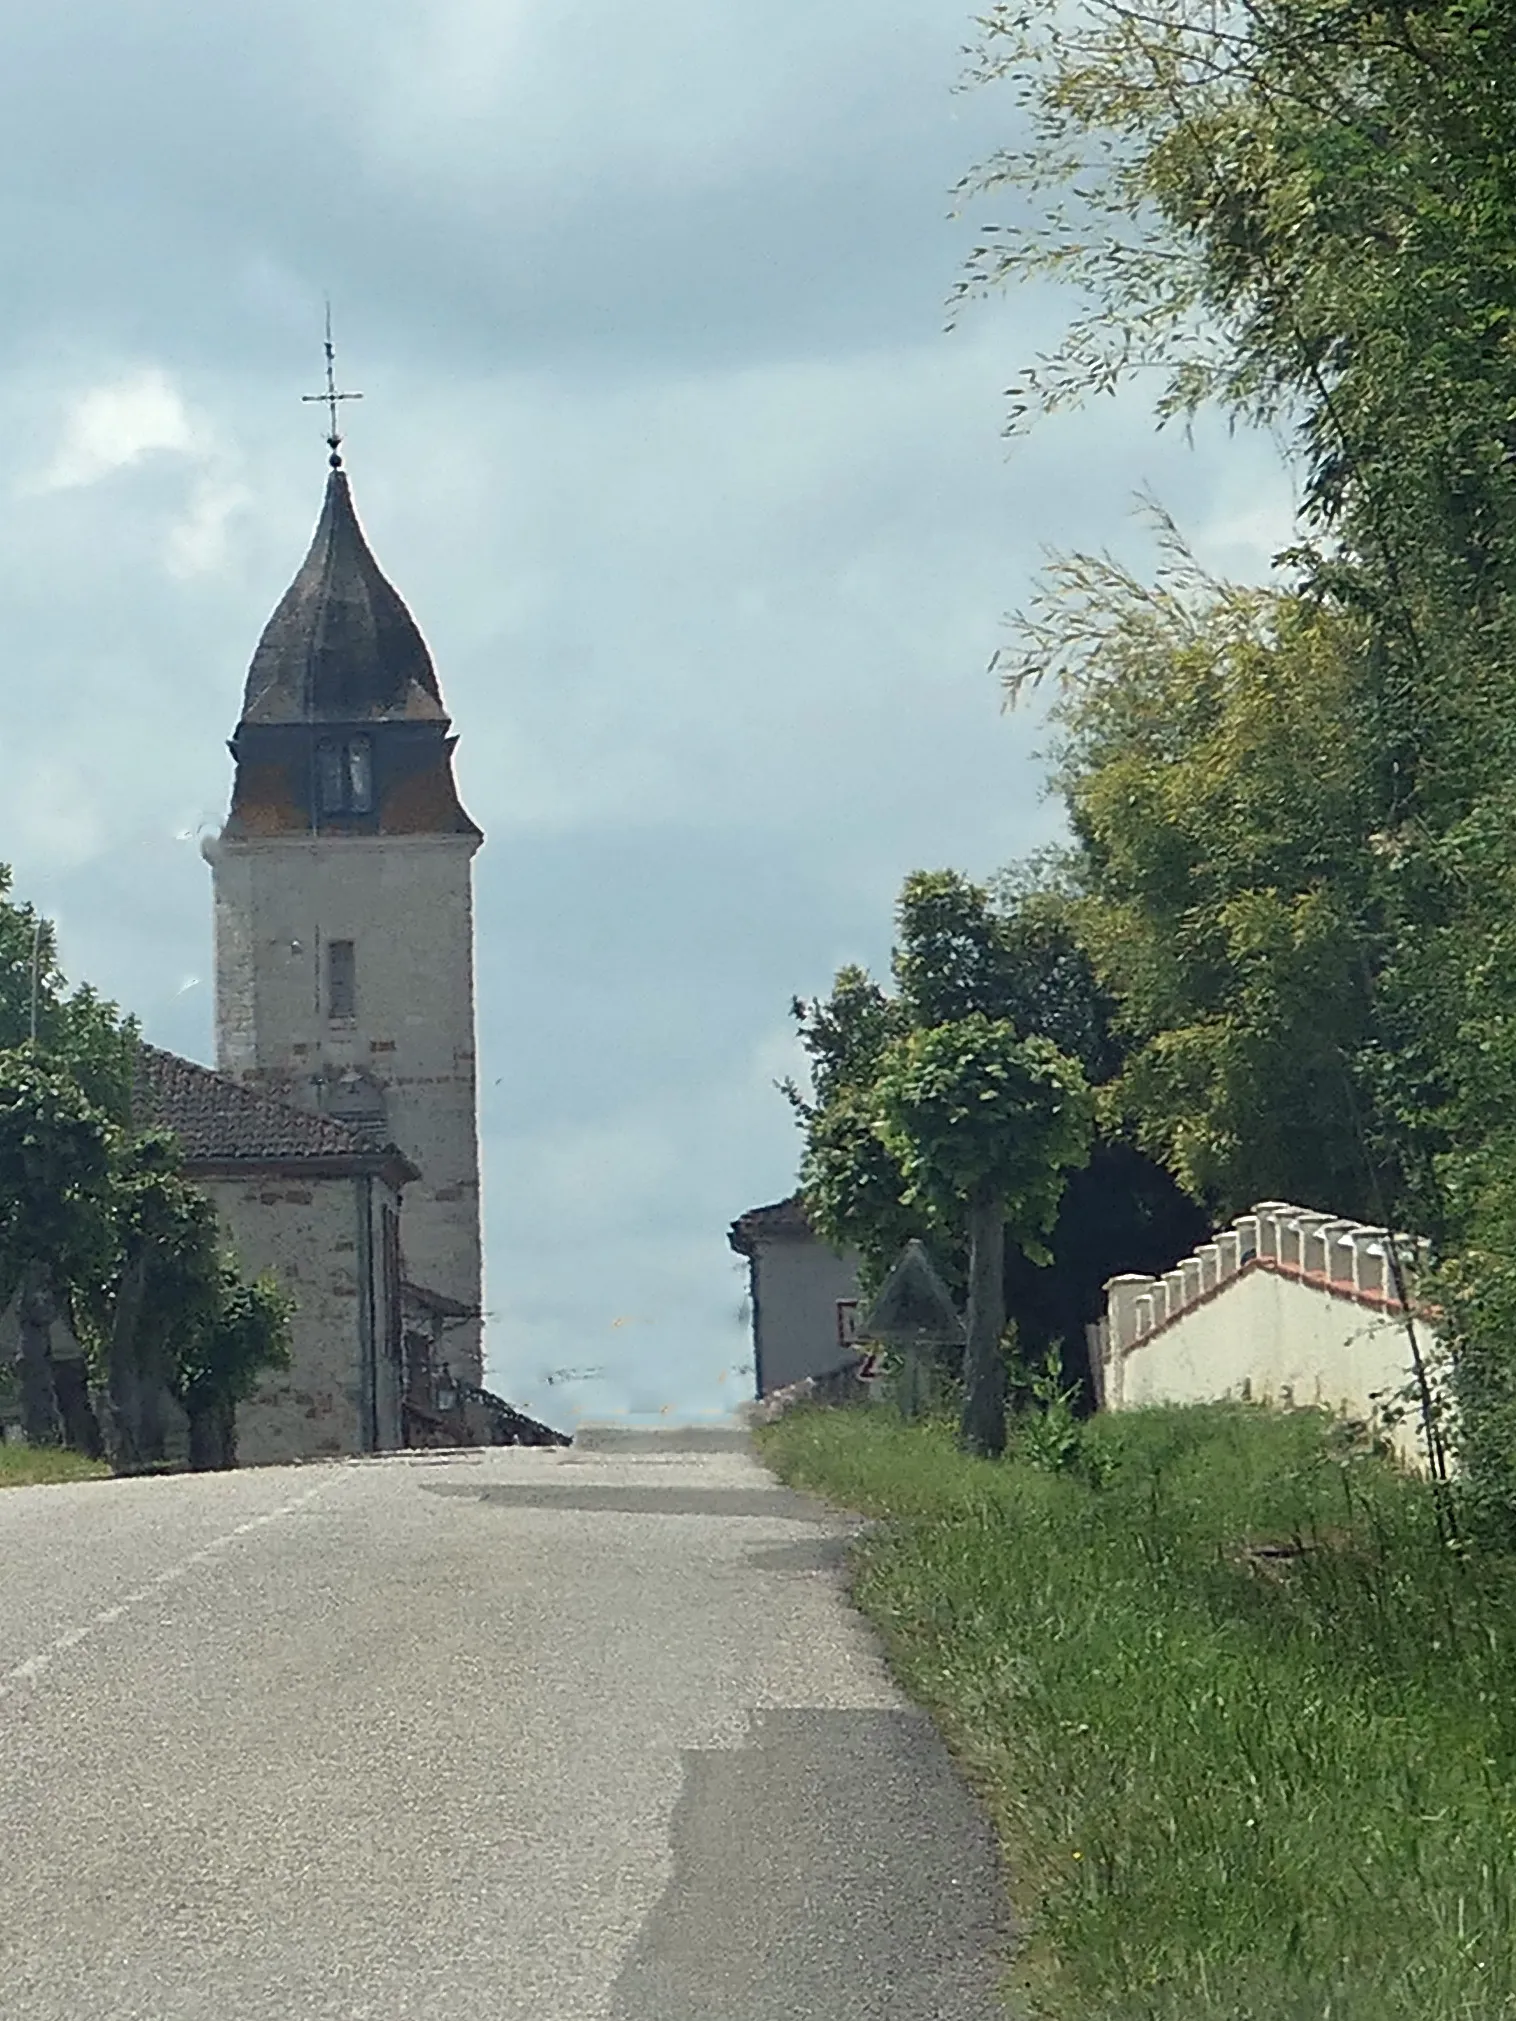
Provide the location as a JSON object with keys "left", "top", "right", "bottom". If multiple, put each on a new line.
{"left": 302, "top": 301, "right": 362, "bottom": 469}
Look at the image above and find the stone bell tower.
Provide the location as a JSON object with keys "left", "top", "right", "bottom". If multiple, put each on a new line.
{"left": 201, "top": 403, "right": 485, "bottom": 1386}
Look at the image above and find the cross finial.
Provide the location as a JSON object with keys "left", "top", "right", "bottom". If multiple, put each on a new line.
{"left": 302, "top": 301, "right": 362, "bottom": 469}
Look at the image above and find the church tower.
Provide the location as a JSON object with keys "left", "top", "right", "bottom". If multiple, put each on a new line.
{"left": 201, "top": 422, "right": 485, "bottom": 1387}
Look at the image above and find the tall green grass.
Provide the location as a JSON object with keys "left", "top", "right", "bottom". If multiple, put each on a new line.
{"left": 0, "top": 1441, "right": 111, "bottom": 1489}
{"left": 755, "top": 1398, "right": 1516, "bottom": 2020}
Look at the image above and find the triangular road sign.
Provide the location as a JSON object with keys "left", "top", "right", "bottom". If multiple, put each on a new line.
{"left": 858, "top": 1240, "right": 966, "bottom": 1348}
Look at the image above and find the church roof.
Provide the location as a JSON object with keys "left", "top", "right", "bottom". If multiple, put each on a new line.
{"left": 132, "top": 1042, "right": 418, "bottom": 1177}
{"left": 238, "top": 467, "right": 448, "bottom": 726}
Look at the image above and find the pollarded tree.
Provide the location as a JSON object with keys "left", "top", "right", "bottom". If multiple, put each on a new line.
{"left": 788, "top": 867, "right": 1199, "bottom": 1411}
{"left": 874, "top": 1016, "right": 1094, "bottom": 1458}
{"left": 64, "top": 1125, "right": 298, "bottom": 1476}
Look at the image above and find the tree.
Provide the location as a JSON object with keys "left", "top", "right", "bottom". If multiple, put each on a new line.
{"left": 1007, "top": 514, "right": 1386, "bottom": 1221}
{"left": 789, "top": 866, "right": 1206, "bottom": 1409}
{"left": 0, "top": 1052, "right": 117, "bottom": 1445}
{"left": 874, "top": 1016, "right": 1095, "bottom": 1456}
{"left": 65, "top": 1128, "right": 292, "bottom": 1476}
{"left": 787, "top": 872, "right": 1106, "bottom": 1449}
{"left": 954, "top": 0, "right": 1516, "bottom": 1525}
{"left": 0, "top": 871, "right": 140, "bottom": 1450}
{"left": 0, "top": 872, "right": 294, "bottom": 1473}
{"left": 172, "top": 1263, "right": 294, "bottom": 1471}
{"left": 0, "top": 872, "right": 139, "bottom": 1115}
{"left": 783, "top": 964, "right": 921, "bottom": 1297}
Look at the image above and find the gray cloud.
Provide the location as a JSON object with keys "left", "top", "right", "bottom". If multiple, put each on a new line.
{"left": 0, "top": 2, "right": 1299, "bottom": 1427}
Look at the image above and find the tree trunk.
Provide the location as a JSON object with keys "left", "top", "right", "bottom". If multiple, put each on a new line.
{"left": 958, "top": 1190, "right": 1007, "bottom": 1460}
{"left": 100, "top": 1247, "right": 151, "bottom": 1475}
{"left": 137, "top": 1374, "right": 167, "bottom": 1467}
{"left": 187, "top": 1395, "right": 237, "bottom": 1472}
{"left": 216, "top": 1395, "right": 237, "bottom": 1470}
{"left": 17, "top": 1261, "right": 62, "bottom": 1447}
{"left": 186, "top": 1403, "right": 217, "bottom": 1471}
{"left": 52, "top": 1358, "right": 103, "bottom": 1458}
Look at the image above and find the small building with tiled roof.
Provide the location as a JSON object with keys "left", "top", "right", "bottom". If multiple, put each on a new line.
{"left": 0, "top": 1042, "right": 423, "bottom": 1466}
{"left": 727, "top": 1192, "right": 862, "bottom": 1399}
{"left": 129, "top": 1042, "right": 420, "bottom": 1466}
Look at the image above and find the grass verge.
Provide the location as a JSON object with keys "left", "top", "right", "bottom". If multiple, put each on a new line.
{"left": 754, "top": 1397, "right": 1516, "bottom": 2021}
{"left": 0, "top": 1441, "right": 112, "bottom": 1489}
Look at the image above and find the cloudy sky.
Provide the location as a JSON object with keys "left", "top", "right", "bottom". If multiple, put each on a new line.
{"left": 0, "top": 1, "right": 1297, "bottom": 1432}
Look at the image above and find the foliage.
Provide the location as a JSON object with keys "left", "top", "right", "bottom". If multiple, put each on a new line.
{"left": 757, "top": 1397, "right": 1516, "bottom": 2019}
{"left": 874, "top": 1015, "right": 1094, "bottom": 1254}
{"left": 66, "top": 1129, "right": 211, "bottom": 1362}
{"left": 65, "top": 1124, "right": 295, "bottom": 1472}
{"left": 1012, "top": 1343, "right": 1086, "bottom": 1476}
{"left": 0, "top": 867, "right": 294, "bottom": 1471}
{"left": 0, "top": 1050, "right": 118, "bottom": 1318}
{"left": 954, "top": 0, "right": 1516, "bottom": 1521}
{"left": 1006, "top": 1140, "right": 1211, "bottom": 1405}
{"left": 789, "top": 869, "right": 1208, "bottom": 1384}
{"left": 171, "top": 1262, "right": 295, "bottom": 1419}
{"left": 0, "top": 867, "right": 138, "bottom": 1123}
{"left": 1016, "top": 513, "right": 1386, "bottom": 1220}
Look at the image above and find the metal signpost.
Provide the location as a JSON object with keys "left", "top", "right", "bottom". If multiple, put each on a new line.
{"left": 855, "top": 1240, "right": 967, "bottom": 1420}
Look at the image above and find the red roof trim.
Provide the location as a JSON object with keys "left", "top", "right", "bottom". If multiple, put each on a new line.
{"left": 1120, "top": 1251, "right": 1433, "bottom": 1357}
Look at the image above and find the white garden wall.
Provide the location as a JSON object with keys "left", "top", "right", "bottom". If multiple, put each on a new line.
{"left": 1091, "top": 1202, "right": 1446, "bottom": 1474}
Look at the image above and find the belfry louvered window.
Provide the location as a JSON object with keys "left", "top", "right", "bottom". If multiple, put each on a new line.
{"left": 316, "top": 737, "right": 374, "bottom": 815}
{"left": 347, "top": 737, "right": 373, "bottom": 812}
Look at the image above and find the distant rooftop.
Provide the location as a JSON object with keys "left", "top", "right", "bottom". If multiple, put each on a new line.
{"left": 727, "top": 1194, "right": 814, "bottom": 1257}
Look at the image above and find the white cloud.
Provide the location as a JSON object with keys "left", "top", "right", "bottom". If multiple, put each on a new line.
{"left": 32, "top": 368, "right": 198, "bottom": 493}
{"left": 0, "top": 0, "right": 1316, "bottom": 1428}
{"left": 21, "top": 365, "right": 250, "bottom": 578}
{"left": 366, "top": 1, "right": 530, "bottom": 141}
{"left": 166, "top": 474, "right": 252, "bottom": 579}
{"left": 0, "top": 763, "right": 108, "bottom": 869}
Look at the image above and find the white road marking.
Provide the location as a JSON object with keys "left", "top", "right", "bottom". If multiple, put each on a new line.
{"left": 0, "top": 1481, "right": 331, "bottom": 1703}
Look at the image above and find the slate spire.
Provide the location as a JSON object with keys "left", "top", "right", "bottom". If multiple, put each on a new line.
{"left": 238, "top": 468, "right": 448, "bottom": 726}
{"left": 221, "top": 447, "right": 481, "bottom": 841}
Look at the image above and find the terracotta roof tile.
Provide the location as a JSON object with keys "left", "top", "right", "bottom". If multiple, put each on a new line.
{"left": 133, "top": 1043, "right": 386, "bottom": 1165}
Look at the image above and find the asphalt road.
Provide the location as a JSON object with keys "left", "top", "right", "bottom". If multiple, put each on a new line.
{"left": 0, "top": 1426, "right": 1018, "bottom": 2020}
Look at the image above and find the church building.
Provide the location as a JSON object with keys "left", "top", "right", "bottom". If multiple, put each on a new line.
{"left": 1, "top": 393, "right": 568, "bottom": 1462}
{"left": 195, "top": 431, "right": 497, "bottom": 1454}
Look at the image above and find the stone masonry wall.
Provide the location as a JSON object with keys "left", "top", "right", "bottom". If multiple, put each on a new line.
{"left": 205, "top": 829, "right": 484, "bottom": 1387}
{"left": 203, "top": 1169, "right": 401, "bottom": 1466}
